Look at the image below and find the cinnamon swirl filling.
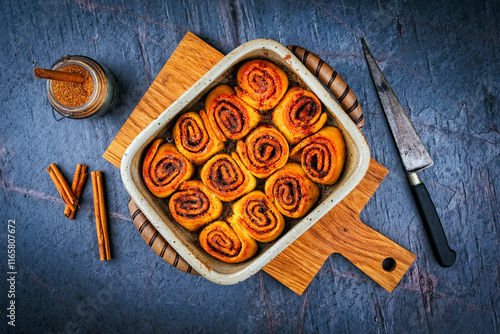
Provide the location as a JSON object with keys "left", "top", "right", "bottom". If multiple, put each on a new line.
{"left": 290, "top": 127, "right": 346, "bottom": 185}
{"left": 169, "top": 180, "right": 223, "bottom": 231}
{"left": 273, "top": 87, "right": 327, "bottom": 145}
{"left": 142, "top": 139, "right": 194, "bottom": 198}
{"left": 173, "top": 111, "right": 224, "bottom": 164}
{"left": 230, "top": 190, "right": 285, "bottom": 242}
{"left": 264, "top": 163, "right": 319, "bottom": 218}
{"left": 205, "top": 85, "right": 261, "bottom": 141}
{"left": 236, "top": 125, "right": 289, "bottom": 178}
{"left": 235, "top": 59, "right": 289, "bottom": 110}
{"left": 200, "top": 153, "right": 257, "bottom": 202}
{"left": 199, "top": 220, "right": 258, "bottom": 263}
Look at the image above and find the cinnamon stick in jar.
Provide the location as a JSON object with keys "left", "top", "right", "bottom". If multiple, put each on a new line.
{"left": 91, "top": 171, "right": 111, "bottom": 261}
{"left": 50, "top": 65, "right": 94, "bottom": 108}
{"left": 34, "top": 67, "right": 84, "bottom": 84}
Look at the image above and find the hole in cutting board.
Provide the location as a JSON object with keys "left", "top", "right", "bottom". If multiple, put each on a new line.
{"left": 382, "top": 257, "right": 396, "bottom": 272}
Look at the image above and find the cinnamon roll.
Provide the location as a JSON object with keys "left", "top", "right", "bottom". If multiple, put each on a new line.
{"left": 204, "top": 85, "right": 261, "bottom": 141}
{"left": 229, "top": 190, "right": 285, "bottom": 242}
{"left": 169, "top": 180, "right": 223, "bottom": 231}
{"left": 272, "top": 87, "right": 327, "bottom": 145}
{"left": 236, "top": 124, "right": 289, "bottom": 178}
{"left": 235, "top": 59, "right": 289, "bottom": 110}
{"left": 290, "top": 127, "right": 346, "bottom": 185}
{"left": 142, "top": 139, "right": 194, "bottom": 198}
{"left": 264, "top": 163, "right": 319, "bottom": 218}
{"left": 199, "top": 220, "right": 258, "bottom": 263}
{"left": 173, "top": 111, "right": 224, "bottom": 164}
{"left": 200, "top": 153, "right": 257, "bottom": 202}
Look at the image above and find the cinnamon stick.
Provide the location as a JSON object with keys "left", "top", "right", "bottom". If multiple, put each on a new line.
{"left": 70, "top": 169, "right": 88, "bottom": 218}
{"left": 64, "top": 164, "right": 88, "bottom": 219}
{"left": 91, "top": 172, "right": 105, "bottom": 260}
{"left": 92, "top": 171, "right": 111, "bottom": 261}
{"left": 47, "top": 163, "right": 76, "bottom": 211}
{"left": 64, "top": 164, "right": 81, "bottom": 218}
{"left": 34, "top": 68, "right": 84, "bottom": 84}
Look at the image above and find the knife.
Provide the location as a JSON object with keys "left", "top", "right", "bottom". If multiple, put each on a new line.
{"left": 361, "top": 38, "right": 456, "bottom": 267}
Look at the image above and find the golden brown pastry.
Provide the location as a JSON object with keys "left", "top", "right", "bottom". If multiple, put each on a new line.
{"left": 264, "top": 163, "right": 319, "bottom": 218}
{"left": 290, "top": 127, "right": 346, "bottom": 185}
{"left": 204, "top": 85, "right": 261, "bottom": 141}
{"left": 173, "top": 111, "right": 224, "bottom": 164}
{"left": 272, "top": 87, "right": 327, "bottom": 145}
{"left": 142, "top": 139, "right": 194, "bottom": 198}
{"left": 229, "top": 190, "right": 285, "bottom": 242}
{"left": 200, "top": 153, "right": 257, "bottom": 202}
{"left": 168, "top": 180, "right": 223, "bottom": 231}
{"left": 235, "top": 59, "right": 289, "bottom": 110}
{"left": 199, "top": 220, "right": 258, "bottom": 263}
{"left": 236, "top": 124, "right": 289, "bottom": 178}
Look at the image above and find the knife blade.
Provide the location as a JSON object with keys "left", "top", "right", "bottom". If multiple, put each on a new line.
{"left": 361, "top": 38, "right": 456, "bottom": 267}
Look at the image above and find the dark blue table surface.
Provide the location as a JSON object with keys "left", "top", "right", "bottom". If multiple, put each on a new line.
{"left": 1, "top": 0, "right": 499, "bottom": 333}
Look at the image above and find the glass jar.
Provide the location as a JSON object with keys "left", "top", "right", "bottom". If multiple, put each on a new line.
{"left": 46, "top": 55, "right": 116, "bottom": 120}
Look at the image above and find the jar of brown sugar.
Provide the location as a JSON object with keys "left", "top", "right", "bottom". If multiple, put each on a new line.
{"left": 46, "top": 55, "right": 116, "bottom": 119}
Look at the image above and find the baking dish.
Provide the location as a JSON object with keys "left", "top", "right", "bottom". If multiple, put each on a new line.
{"left": 120, "top": 38, "right": 370, "bottom": 285}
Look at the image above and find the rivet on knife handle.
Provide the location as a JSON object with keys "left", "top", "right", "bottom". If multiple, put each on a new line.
{"left": 287, "top": 45, "right": 364, "bottom": 129}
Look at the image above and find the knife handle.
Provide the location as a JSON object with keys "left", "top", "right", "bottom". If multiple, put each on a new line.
{"left": 287, "top": 45, "right": 364, "bottom": 129}
{"left": 408, "top": 175, "right": 456, "bottom": 267}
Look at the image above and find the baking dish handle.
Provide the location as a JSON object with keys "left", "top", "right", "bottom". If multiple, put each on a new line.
{"left": 128, "top": 198, "right": 199, "bottom": 276}
{"left": 287, "top": 45, "right": 364, "bottom": 129}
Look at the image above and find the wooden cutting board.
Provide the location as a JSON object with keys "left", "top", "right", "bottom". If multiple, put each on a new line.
{"left": 104, "top": 32, "right": 416, "bottom": 294}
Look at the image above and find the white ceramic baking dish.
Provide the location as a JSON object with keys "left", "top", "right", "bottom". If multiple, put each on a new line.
{"left": 121, "top": 38, "right": 370, "bottom": 285}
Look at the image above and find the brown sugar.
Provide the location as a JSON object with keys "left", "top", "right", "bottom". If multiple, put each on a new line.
{"left": 52, "top": 65, "right": 93, "bottom": 107}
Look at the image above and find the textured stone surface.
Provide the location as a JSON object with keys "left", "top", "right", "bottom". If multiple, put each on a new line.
{"left": 0, "top": 0, "right": 499, "bottom": 333}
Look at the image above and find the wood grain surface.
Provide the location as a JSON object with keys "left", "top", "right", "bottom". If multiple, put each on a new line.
{"left": 109, "top": 32, "right": 415, "bottom": 295}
